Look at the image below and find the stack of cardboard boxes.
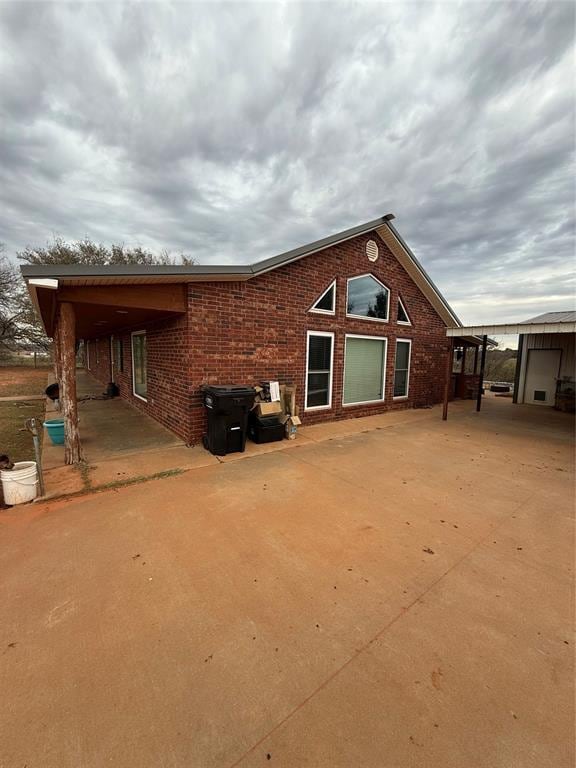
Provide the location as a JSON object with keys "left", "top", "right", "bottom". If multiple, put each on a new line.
{"left": 252, "top": 381, "right": 302, "bottom": 440}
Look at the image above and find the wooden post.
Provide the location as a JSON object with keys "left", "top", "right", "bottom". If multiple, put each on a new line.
{"left": 58, "top": 302, "right": 83, "bottom": 464}
{"left": 442, "top": 338, "right": 453, "bottom": 421}
{"left": 476, "top": 335, "right": 488, "bottom": 413}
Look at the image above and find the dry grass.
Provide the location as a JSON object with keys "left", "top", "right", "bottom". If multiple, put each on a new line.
{"left": 0, "top": 366, "right": 49, "bottom": 398}
{"left": 0, "top": 367, "right": 48, "bottom": 462}
{"left": 0, "top": 401, "right": 45, "bottom": 463}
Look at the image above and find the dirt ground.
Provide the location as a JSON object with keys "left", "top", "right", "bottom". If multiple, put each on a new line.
{"left": 0, "top": 365, "right": 50, "bottom": 398}
{"left": 0, "top": 399, "right": 574, "bottom": 768}
{"left": 0, "top": 367, "right": 49, "bottom": 463}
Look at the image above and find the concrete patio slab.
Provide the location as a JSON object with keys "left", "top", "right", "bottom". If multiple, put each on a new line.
{"left": 1, "top": 397, "right": 573, "bottom": 768}
{"left": 41, "top": 370, "right": 197, "bottom": 497}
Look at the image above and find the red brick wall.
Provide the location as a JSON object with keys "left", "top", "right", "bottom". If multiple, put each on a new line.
{"left": 85, "top": 315, "right": 192, "bottom": 443}
{"left": 186, "top": 231, "right": 448, "bottom": 443}
{"left": 83, "top": 230, "right": 449, "bottom": 445}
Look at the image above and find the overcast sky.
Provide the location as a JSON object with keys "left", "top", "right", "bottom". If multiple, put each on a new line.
{"left": 0, "top": 1, "right": 574, "bottom": 329}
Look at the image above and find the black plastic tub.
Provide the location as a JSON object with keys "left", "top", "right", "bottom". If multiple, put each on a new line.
{"left": 248, "top": 413, "right": 284, "bottom": 444}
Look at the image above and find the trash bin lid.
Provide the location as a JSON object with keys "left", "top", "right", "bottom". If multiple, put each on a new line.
{"left": 202, "top": 385, "right": 255, "bottom": 396}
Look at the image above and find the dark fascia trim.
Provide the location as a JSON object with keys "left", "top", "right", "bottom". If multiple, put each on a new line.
{"left": 20, "top": 263, "right": 252, "bottom": 279}
{"left": 20, "top": 215, "right": 392, "bottom": 281}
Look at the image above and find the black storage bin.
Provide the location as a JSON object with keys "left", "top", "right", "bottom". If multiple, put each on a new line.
{"left": 248, "top": 412, "right": 285, "bottom": 444}
{"left": 202, "top": 385, "right": 256, "bottom": 456}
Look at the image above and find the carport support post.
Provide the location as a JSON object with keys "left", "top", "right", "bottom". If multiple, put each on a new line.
{"left": 58, "top": 302, "right": 83, "bottom": 464}
{"left": 476, "top": 335, "right": 488, "bottom": 412}
{"left": 442, "top": 338, "right": 453, "bottom": 421}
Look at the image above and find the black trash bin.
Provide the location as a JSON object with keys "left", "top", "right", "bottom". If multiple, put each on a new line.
{"left": 202, "top": 385, "right": 256, "bottom": 456}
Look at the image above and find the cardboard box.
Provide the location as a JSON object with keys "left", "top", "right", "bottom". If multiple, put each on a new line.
{"left": 255, "top": 401, "right": 283, "bottom": 417}
{"left": 284, "top": 386, "right": 297, "bottom": 416}
{"left": 284, "top": 415, "right": 301, "bottom": 440}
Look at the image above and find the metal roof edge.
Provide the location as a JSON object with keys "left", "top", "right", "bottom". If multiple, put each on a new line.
{"left": 447, "top": 322, "right": 576, "bottom": 336}
{"left": 381, "top": 220, "right": 462, "bottom": 328}
{"left": 249, "top": 216, "right": 390, "bottom": 275}
{"left": 20, "top": 263, "right": 253, "bottom": 279}
{"left": 19, "top": 217, "right": 391, "bottom": 281}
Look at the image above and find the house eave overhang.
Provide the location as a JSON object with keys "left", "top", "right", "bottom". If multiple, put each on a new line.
{"left": 447, "top": 322, "right": 576, "bottom": 336}
{"left": 375, "top": 221, "right": 462, "bottom": 328}
{"left": 22, "top": 213, "right": 462, "bottom": 336}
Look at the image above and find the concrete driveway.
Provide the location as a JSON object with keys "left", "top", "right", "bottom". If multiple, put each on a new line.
{"left": 1, "top": 400, "right": 574, "bottom": 767}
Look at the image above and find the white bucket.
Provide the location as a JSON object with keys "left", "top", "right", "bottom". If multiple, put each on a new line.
{"left": 0, "top": 461, "right": 38, "bottom": 505}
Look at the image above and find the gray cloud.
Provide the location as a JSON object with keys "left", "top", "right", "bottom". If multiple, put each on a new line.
{"left": 0, "top": 0, "right": 574, "bottom": 327}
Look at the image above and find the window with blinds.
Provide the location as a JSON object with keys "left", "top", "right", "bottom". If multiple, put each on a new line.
{"left": 131, "top": 331, "right": 147, "bottom": 400}
{"left": 394, "top": 339, "right": 411, "bottom": 398}
{"left": 306, "top": 332, "right": 334, "bottom": 409}
{"left": 112, "top": 336, "right": 123, "bottom": 376}
{"left": 343, "top": 336, "right": 386, "bottom": 405}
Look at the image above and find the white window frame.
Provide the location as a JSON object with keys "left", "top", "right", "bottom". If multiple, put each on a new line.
{"left": 111, "top": 335, "right": 123, "bottom": 380}
{"left": 397, "top": 296, "right": 412, "bottom": 326}
{"left": 342, "top": 333, "right": 388, "bottom": 407}
{"left": 393, "top": 338, "right": 412, "bottom": 400}
{"left": 131, "top": 330, "right": 148, "bottom": 402}
{"left": 110, "top": 336, "right": 115, "bottom": 381}
{"left": 305, "top": 330, "right": 334, "bottom": 411}
{"left": 346, "top": 273, "right": 390, "bottom": 323}
{"left": 86, "top": 340, "right": 91, "bottom": 370}
{"left": 309, "top": 279, "right": 337, "bottom": 316}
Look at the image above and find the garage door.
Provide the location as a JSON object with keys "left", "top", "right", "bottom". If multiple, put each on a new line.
{"left": 524, "top": 349, "right": 561, "bottom": 406}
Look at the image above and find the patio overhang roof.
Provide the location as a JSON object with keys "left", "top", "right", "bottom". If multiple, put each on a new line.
{"left": 30, "top": 281, "right": 187, "bottom": 339}
{"left": 446, "top": 321, "right": 576, "bottom": 337}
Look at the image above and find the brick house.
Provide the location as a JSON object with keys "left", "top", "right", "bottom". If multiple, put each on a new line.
{"left": 23, "top": 214, "right": 468, "bottom": 452}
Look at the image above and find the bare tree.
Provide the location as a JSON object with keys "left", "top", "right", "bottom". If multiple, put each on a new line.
{"left": 0, "top": 246, "right": 48, "bottom": 354}
{"left": 17, "top": 237, "right": 195, "bottom": 266}
{"left": 10, "top": 237, "right": 196, "bottom": 353}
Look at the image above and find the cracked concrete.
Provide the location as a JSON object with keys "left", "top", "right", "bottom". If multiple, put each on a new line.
{"left": 1, "top": 397, "right": 573, "bottom": 767}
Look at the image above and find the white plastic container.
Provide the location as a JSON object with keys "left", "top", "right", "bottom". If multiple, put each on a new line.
{"left": 0, "top": 461, "right": 38, "bottom": 505}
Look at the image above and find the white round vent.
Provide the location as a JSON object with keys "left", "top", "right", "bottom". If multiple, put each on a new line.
{"left": 366, "top": 239, "right": 379, "bottom": 262}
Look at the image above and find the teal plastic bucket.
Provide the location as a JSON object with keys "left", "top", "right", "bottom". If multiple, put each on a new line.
{"left": 44, "top": 419, "right": 65, "bottom": 446}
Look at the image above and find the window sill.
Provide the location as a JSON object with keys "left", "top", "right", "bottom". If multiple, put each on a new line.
{"left": 393, "top": 395, "right": 409, "bottom": 400}
{"left": 346, "top": 314, "right": 389, "bottom": 323}
{"left": 309, "top": 309, "right": 335, "bottom": 316}
{"left": 304, "top": 404, "right": 332, "bottom": 412}
{"left": 133, "top": 392, "right": 148, "bottom": 402}
{"left": 343, "top": 398, "right": 385, "bottom": 407}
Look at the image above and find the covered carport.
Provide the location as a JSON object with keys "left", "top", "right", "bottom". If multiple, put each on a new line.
{"left": 443, "top": 311, "right": 576, "bottom": 419}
